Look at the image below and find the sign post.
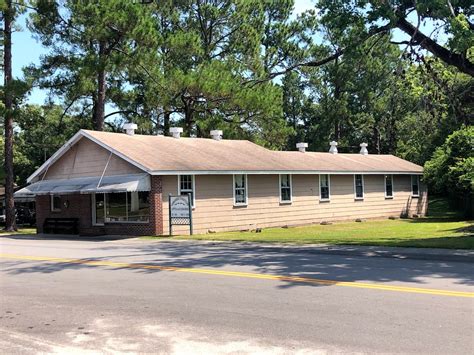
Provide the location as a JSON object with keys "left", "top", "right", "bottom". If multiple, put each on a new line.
{"left": 169, "top": 194, "right": 193, "bottom": 236}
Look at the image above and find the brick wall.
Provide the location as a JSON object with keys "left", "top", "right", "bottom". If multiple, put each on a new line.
{"left": 36, "top": 175, "right": 164, "bottom": 236}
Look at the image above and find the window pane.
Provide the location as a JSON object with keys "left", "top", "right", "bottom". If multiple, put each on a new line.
{"left": 95, "top": 194, "right": 105, "bottom": 224}
{"left": 128, "top": 191, "right": 149, "bottom": 222}
{"left": 412, "top": 176, "right": 419, "bottom": 195}
{"left": 280, "top": 175, "right": 291, "bottom": 201}
{"left": 385, "top": 175, "right": 393, "bottom": 197}
{"left": 235, "top": 189, "right": 246, "bottom": 204}
{"left": 179, "top": 175, "right": 194, "bottom": 207}
{"left": 106, "top": 193, "right": 127, "bottom": 222}
{"left": 52, "top": 195, "right": 61, "bottom": 211}
{"left": 180, "top": 175, "right": 192, "bottom": 191}
{"left": 281, "top": 174, "right": 290, "bottom": 187}
{"left": 355, "top": 175, "right": 363, "bottom": 198}
{"left": 320, "top": 174, "right": 328, "bottom": 187}
{"left": 320, "top": 175, "right": 330, "bottom": 199}
{"left": 281, "top": 187, "right": 291, "bottom": 201}
{"left": 321, "top": 186, "right": 329, "bottom": 199}
{"left": 235, "top": 174, "right": 244, "bottom": 188}
{"left": 234, "top": 175, "right": 247, "bottom": 204}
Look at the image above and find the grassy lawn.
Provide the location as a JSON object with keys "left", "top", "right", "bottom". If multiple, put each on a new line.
{"left": 0, "top": 227, "right": 36, "bottom": 235}
{"left": 147, "top": 198, "right": 473, "bottom": 249}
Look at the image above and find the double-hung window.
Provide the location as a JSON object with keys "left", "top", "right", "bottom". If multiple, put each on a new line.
{"left": 233, "top": 174, "right": 247, "bottom": 206}
{"left": 279, "top": 174, "right": 292, "bottom": 203}
{"left": 385, "top": 175, "right": 394, "bottom": 198}
{"left": 179, "top": 175, "right": 195, "bottom": 207}
{"left": 319, "top": 174, "right": 330, "bottom": 201}
{"left": 354, "top": 174, "right": 364, "bottom": 200}
{"left": 51, "top": 195, "right": 61, "bottom": 212}
{"left": 411, "top": 175, "right": 420, "bottom": 197}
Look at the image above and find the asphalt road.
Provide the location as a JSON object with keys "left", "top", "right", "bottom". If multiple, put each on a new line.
{"left": 0, "top": 236, "right": 473, "bottom": 354}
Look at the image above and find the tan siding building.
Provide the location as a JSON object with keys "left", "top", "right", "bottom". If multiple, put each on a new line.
{"left": 162, "top": 174, "right": 427, "bottom": 235}
{"left": 16, "top": 128, "right": 428, "bottom": 236}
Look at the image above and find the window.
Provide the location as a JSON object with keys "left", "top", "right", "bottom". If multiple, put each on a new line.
{"left": 411, "top": 175, "right": 420, "bottom": 197}
{"left": 233, "top": 174, "right": 247, "bottom": 206}
{"left": 385, "top": 175, "right": 394, "bottom": 198}
{"left": 101, "top": 192, "right": 149, "bottom": 223}
{"left": 178, "top": 175, "right": 195, "bottom": 207}
{"left": 128, "top": 191, "right": 150, "bottom": 222}
{"left": 92, "top": 193, "right": 105, "bottom": 225}
{"left": 279, "top": 174, "right": 292, "bottom": 203}
{"left": 51, "top": 195, "right": 61, "bottom": 212}
{"left": 319, "top": 174, "right": 330, "bottom": 201}
{"left": 354, "top": 174, "right": 364, "bottom": 200}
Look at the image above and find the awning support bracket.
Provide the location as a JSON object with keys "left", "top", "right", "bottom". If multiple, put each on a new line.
{"left": 97, "top": 152, "right": 113, "bottom": 189}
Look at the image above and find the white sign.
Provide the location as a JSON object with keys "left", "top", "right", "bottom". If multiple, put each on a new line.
{"left": 170, "top": 196, "right": 190, "bottom": 218}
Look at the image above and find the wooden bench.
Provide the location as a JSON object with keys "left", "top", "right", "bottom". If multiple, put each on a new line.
{"left": 43, "top": 218, "right": 79, "bottom": 235}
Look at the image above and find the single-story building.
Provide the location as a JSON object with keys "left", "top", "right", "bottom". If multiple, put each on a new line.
{"left": 15, "top": 126, "right": 427, "bottom": 235}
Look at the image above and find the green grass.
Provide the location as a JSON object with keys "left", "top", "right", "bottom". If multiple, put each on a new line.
{"left": 145, "top": 198, "right": 473, "bottom": 249}
{"left": 0, "top": 227, "right": 36, "bottom": 235}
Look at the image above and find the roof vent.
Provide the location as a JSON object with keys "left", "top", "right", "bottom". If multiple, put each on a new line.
{"left": 210, "top": 130, "right": 223, "bottom": 141}
{"left": 329, "top": 141, "right": 338, "bottom": 154}
{"left": 296, "top": 142, "right": 308, "bottom": 153}
{"left": 169, "top": 127, "right": 183, "bottom": 139}
{"left": 123, "top": 123, "right": 138, "bottom": 136}
{"left": 360, "top": 143, "right": 368, "bottom": 155}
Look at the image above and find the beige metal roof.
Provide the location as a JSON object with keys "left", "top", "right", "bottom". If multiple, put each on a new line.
{"left": 81, "top": 130, "right": 423, "bottom": 174}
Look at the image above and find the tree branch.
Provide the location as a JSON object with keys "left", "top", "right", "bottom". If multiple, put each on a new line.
{"left": 103, "top": 110, "right": 138, "bottom": 120}
{"left": 396, "top": 17, "right": 474, "bottom": 77}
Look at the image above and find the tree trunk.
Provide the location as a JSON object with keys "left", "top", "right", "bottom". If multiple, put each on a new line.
{"left": 184, "top": 107, "right": 193, "bottom": 136}
{"left": 92, "top": 41, "right": 106, "bottom": 131}
{"left": 373, "top": 125, "right": 381, "bottom": 154}
{"left": 3, "top": 0, "right": 16, "bottom": 232}
{"left": 163, "top": 110, "right": 170, "bottom": 136}
{"left": 181, "top": 95, "right": 194, "bottom": 136}
{"left": 333, "top": 67, "right": 342, "bottom": 142}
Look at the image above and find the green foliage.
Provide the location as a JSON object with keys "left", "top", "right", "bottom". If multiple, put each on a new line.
{"left": 424, "top": 126, "right": 474, "bottom": 196}
{"left": 26, "top": 0, "right": 158, "bottom": 128}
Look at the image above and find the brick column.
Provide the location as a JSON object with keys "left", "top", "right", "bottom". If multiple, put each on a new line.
{"left": 150, "top": 175, "right": 164, "bottom": 235}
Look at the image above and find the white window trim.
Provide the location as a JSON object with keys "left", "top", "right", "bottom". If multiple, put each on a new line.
{"left": 319, "top": 174, "right": 331, "bottom": 201}
{"left": 233, "top": 174, "right": 248, "bottom": 207}
{"left": 279, "top": 174, "right": 292, "bottom": 204}
{"left": 50, "top": 194, "right": 61, "bottom": 212}
{"left": 411, "top": 175, "right": 420, "bottom": 197}
{"left": 91, "top": 193, "right": 105, "bottom": 226}
{"left": 354, "top": 174, "right": 365, "bottom": 200}
{"left": 178, "top": 174, "right": 196, "bottom": 208}
{"left": 384, "top": 174, "right": 394, "bottom": 199}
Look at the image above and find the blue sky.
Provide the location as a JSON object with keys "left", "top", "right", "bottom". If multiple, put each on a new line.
{"left": 5, "top": 0, "right": 444, "bottom": 106}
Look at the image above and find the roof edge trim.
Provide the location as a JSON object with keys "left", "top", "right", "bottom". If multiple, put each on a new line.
{"left": 149, "top": 170, "right": 423, "bottom": 176}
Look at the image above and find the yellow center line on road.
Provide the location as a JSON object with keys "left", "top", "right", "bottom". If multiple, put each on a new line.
{"left": 1, "top": 253, "right": 473, "bottom": 298}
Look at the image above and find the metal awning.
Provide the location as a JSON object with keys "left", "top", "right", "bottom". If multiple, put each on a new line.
{"left": 14, "top": 174, "right": 150, "bottom": 199}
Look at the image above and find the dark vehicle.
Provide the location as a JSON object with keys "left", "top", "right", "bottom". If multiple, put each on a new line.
{"left": 16, "top": 206, "right": 36, "bottom": 227}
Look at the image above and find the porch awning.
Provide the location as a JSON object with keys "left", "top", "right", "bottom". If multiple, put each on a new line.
{"left": 14, "top": 174, "right": 150, "bottom": 198}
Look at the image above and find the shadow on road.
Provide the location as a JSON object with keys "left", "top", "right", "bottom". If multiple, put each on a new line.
{"left": 2, "top": 239, "right": 473, "bottom": 289}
